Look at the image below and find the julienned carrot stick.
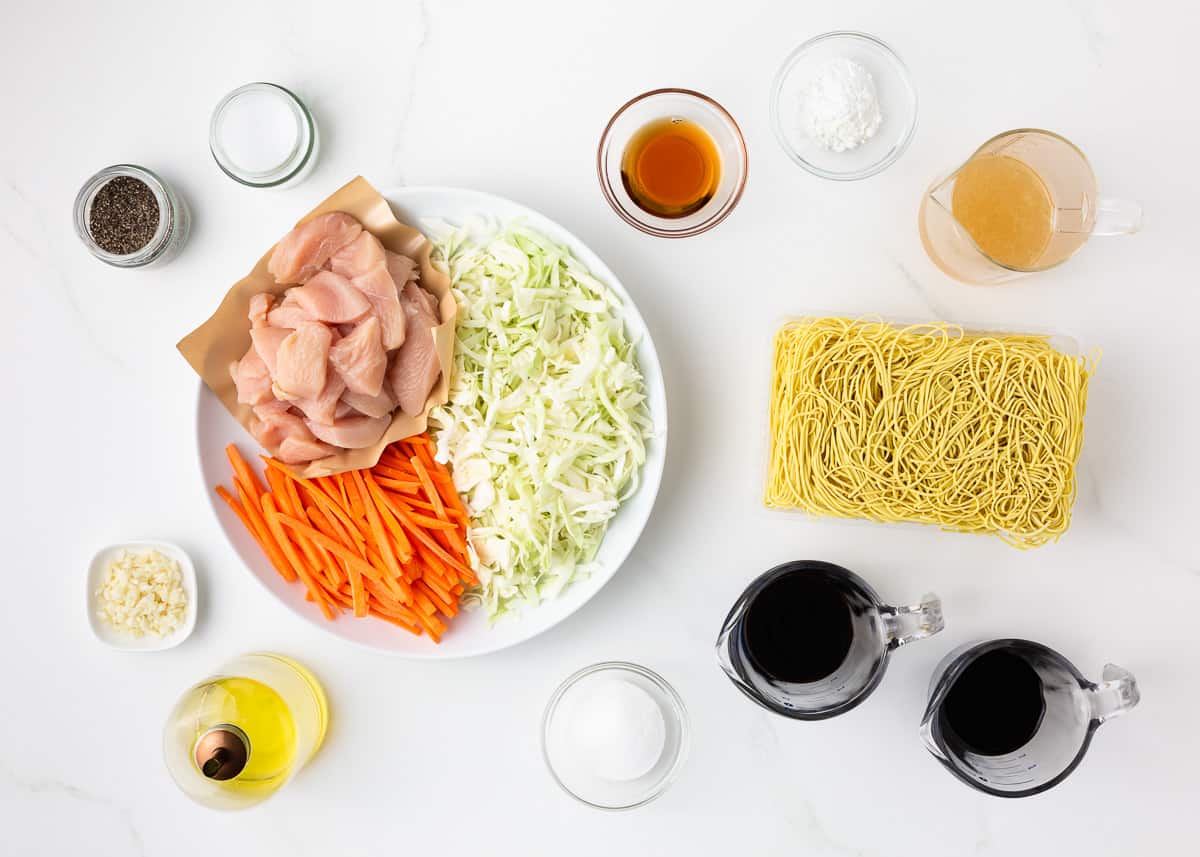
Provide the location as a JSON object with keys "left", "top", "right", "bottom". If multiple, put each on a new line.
{"left": 355, "top": 470, "right": 403, "bottom": 583}
{"left": 305, "top": 506, "right": 344, "bottom": 587}
{"left": 405, "top": 511, "right": 459, "bottom": 531}
{"left": 342, "top": 473, "right": 365, "bottom": 520}
{"left": 233, "top": 483, "right": 296, "bottom": 583}
{"left": 410, "top": 456, "right": 447, "bottom": 521}
{"left": 216, "top": 484, "right": 253, "bottom": 532}
{"left": 362, "top": 473, "right": 413, "bottom": 562}
{"left": 218, "top": 485, "right": 296, "bottom": 582}
{"left": 226, "top": 444, "right": 266, "bottom": 500}
{"left": 218, "top": 436, "right": 476, "bottom": 641}
{"left": 306, "top": 482, "right": 369, "bottom": 555}
{"left": 375, "top": 476, "right": 421, "bottom": 494}
{"left": 385, "top": 498, "right": 474, "bottom": 578}
{"left": 262, "top": 495, "right": 333, "bottom": 620}
{"left": 273, "top": 512, "right": 384, "bottom": 582}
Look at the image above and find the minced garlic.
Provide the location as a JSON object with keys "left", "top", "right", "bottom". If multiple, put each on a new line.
{"left": 95, "top": 548, "right": 188, "bottom": 638}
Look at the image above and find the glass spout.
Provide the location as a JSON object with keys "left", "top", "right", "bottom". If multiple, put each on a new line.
{"left": 927, "top": 170, "right": 958, "bottom": 216}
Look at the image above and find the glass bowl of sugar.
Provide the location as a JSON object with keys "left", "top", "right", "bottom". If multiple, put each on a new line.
{"left": 209, "top": 82, "right": 319, "bottom": 188}
{"left": 542, "top": 662, "right": 689, "bottom": 810}
{"left": 770, "top": 31, "right": 917, "bottom": 181}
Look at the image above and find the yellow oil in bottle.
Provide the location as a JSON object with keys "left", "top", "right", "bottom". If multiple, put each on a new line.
{"left": 951, "top": 154, "right": 1054, "bottom": 269}
{"left": 185, "top": 677, "right": 298, "bottom": 800}
{"left": 164, "top": 653, "right": 328, "bottom": 810}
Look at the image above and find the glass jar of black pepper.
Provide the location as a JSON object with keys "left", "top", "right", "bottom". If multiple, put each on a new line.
{"left": 73, "top": 164, "right": 190, "bottom": 267}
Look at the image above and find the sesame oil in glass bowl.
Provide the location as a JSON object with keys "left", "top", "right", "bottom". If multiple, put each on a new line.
{"left": 598, "top": 89, "right": 747, "bottom": 238}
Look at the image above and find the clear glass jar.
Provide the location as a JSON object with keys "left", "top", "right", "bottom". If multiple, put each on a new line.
{"left": 209, "top": 82, "right": 319, "bottom": 188}
{"left": 73, "top": 164, "right": 190, "bottom": 268}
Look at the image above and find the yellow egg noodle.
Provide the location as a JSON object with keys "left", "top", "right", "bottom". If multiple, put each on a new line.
{"left": 765, "top": 317, "right": 1097, "bottom": 548}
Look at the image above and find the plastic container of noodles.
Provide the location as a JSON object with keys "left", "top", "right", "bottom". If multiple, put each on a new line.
{"left": 759, "top": 313, "right": 1095, "bottom": 549}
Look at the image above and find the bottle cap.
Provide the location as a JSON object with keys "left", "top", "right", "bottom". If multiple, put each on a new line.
{"left": 194, "top": 724, "right": 249, "bottom": 781}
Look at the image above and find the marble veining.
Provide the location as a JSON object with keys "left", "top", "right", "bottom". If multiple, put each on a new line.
{"left": 3, "top": 0, "right": 1197, "bottom": 854}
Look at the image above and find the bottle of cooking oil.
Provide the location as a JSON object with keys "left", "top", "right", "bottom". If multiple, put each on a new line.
{"left": 163, "top": 653, "right": 328, "bottom": 810}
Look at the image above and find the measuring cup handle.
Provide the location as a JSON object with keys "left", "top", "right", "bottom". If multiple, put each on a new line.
{"left": 1092, "top": 197, "right": 1143, "bottom": 236}
{"left": 1090, "top": 663, "right": 1141, "bottom": 724}
{"left": 881, "top": 593, "right": 944, "bottom": 649}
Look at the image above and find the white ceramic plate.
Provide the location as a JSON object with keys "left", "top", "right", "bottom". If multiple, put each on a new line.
{"left": 196, "top": 186, "right": 668, "bottom": 658}
{"left": 87, "top": 541, "right": 198, "bottom": 651}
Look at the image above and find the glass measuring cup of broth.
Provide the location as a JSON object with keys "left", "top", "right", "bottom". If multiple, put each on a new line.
{"left": 598, "top": 89, "right": 748, "bottom": 237}
{"left": 918, "top": 129, "right": 1142, "bottom": 284}
{"left": 919, "top": 639, "right": 1140, "bottom": 797}
{"left": 715, "top": 561, "right": 944, "bottom": 719}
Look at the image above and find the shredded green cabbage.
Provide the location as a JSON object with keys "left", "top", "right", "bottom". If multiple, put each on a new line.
{"left": 428, "top": 220, "right": 653, "bottom": 620}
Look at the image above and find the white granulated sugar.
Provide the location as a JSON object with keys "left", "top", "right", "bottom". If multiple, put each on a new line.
{"left": 798, "top": 58, "right": 883, "bottom": 152}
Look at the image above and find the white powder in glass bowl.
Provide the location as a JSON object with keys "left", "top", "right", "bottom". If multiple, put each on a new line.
{"left": 798, "top": 58, "right": 883, "bottom": 152}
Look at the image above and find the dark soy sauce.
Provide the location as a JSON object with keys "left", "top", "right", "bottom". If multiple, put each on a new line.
{"left": 742, "top": 572, "right": 854, "bottom": 683}
{"left": 940, "top": 649, "right": 1046, "bottom": 755}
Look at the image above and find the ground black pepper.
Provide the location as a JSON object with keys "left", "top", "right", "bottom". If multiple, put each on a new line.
{"left": 87, "top": 176, "right": 160, "bottom": 255}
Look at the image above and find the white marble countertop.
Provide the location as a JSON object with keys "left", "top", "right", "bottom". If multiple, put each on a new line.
{"left": 4, "top": 0, "right": 1197, "bottom": 853}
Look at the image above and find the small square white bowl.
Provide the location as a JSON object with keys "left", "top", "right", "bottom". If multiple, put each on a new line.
{"left": 87, "top": 541, "right": 198, "bottom": 651}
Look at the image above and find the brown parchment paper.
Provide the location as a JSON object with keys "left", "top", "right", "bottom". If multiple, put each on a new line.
{"left": 177, "top": 176, "right": 456, "bottom": 478}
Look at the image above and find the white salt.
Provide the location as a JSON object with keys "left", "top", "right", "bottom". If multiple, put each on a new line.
{"left": 216, "top": 88, "right": 301, "bottom": 175}
{"left": 563, "top": 678, "right": 666, "bottom": 782}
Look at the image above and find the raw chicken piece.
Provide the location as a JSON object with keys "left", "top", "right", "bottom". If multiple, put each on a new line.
{"left": 250, "top": 409, "right": 309, "bottom": 448}
{"left": 248, "top": 293, "right": 274, "bottom": 328}
{"left": 334, "top": 400, "right": 356, "bottom": 419}
{"left": 329, "top": 228, "right": 386, "bottom": 277}
{"left": 353, "top": 266, "right": 407, "bottom": 349}
{"left": 267, "top": 212, "right": 362, "bottom": 285}
{"left": 231, "top": 345, "right": 273, "bottom": 406}
{"left": 252, "top": 399, "right": 292, "bottom": 421}
{"left": 278, "top": 373, "right": 346, "bottom": 426}
{"left": 331, "top": 232, "right": 407, "bottom": 349}
{"left": 329, "top": 316, "right": 386, "bottom": 396}
{"left": 250, "top": 326, "right": 292, "bottom": 377}
{"left": 306, "top": 414, "right": 390, "bottom": 449}
{"left": 385, "top": 251, "right": 417, "bottom": 288}
{"left": 279, "top": 435, "right": 337, "bottom": 464}
{"left": 267, "top": 295, "right": 315, "bottom": 329}
{"left": 274, "top": 322, "right": 331, "bottom": 400}
{"left": 389, "top": 280, "right": 442, "bottom": 416}
{"left": 250, "top": 410, "right": 335, "bottom": 464}
{"left": 340, "top": 387, "right": 395, "bottom": 419}
{"left": 410, "top": 279, "right": 439, "bottom": 319}
{"left": 291, "top": 271, "right": 371, "bottom": 324}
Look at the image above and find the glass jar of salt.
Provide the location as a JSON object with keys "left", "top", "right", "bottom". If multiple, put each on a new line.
{"left": 209, "top": 83, "right": 318, "bottom": 188}
{"left": 542, "top": 662, "right": 689, "bottom": 809}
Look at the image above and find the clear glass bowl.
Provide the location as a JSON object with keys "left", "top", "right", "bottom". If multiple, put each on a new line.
{"left": 73, "top": 164, "right": 190, "bottom": 267}
{"left": 770, "top": 31, "right": 918, "bottom": 181}
{"left": 598, "top": 89, "right": 747, "bottom": 238}
{"left": 209, "top": 82, "right": 318, "bottom": 188}
{"left": 542, "top": 662, "right": 689, "bottom": 810}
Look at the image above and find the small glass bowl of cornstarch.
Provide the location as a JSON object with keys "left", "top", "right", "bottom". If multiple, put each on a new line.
{"left": 770, "top": 31, "right": 917, "bottom": 180}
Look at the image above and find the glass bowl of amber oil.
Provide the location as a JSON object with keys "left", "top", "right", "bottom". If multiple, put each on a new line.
{"left": 598, "top": 89, "right": 747, "bottom": 238}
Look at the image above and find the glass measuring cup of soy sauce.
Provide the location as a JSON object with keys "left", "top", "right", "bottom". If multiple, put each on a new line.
{"left": 716, "top": 561, "right": 944, "bottom": 719}
{"left": 919, "top": 639, "right": 1140, "bottom": 797}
